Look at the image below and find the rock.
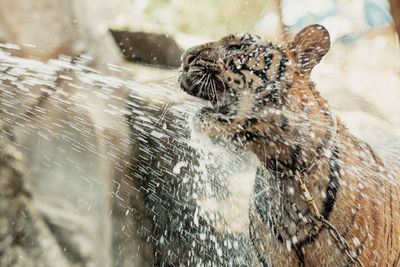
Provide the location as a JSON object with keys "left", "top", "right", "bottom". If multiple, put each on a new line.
{"left": 110, "top": 30, "right": 184, "bottom": 67}
{"left": 0, "top": 129, "right": 70, "bottom": 267}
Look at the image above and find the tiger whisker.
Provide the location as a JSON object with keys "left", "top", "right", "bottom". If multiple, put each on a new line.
{"left": 197, "top": 74, "right": 209, "bottom": 99}
{"left": 211, "top": 79, "right": 220, "bottom": 108}
{"left": 195, "top": 74, "right": 207, "bottom": 86}
{"left": 215, "top": 75, "right": 227, "bottom": 97}
{"left": 206, "top": 75, "right": 213, "bottom": 100}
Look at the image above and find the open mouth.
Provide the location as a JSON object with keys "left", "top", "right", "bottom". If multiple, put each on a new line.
{"left": 178, "top": 70, "right": 235, "bottom": 110}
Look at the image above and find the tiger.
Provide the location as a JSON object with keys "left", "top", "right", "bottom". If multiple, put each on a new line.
{"left": 178, "top": 24, "right": 400, "bottom": 266}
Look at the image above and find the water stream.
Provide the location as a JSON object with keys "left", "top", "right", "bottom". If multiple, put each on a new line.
{"left": 0, "top": 49, "right": 257, "bottom": 266}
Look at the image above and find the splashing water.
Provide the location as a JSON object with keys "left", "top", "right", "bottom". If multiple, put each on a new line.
{"left": 0, "top": 49, "right": 258, "bottom": 266}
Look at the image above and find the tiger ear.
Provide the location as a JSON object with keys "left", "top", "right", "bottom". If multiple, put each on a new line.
{"left": 289, "top": 24, "right": 330, "bottom": 75}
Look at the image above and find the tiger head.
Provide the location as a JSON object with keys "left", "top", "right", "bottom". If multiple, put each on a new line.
{"left": 178, "top": 25, "right": 334, "bottom": 168}
{"left": 178, "top": 24, "right": 330, "bottom": 112}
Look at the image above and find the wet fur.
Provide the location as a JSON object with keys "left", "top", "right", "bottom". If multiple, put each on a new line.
{"left": 179, "top": 25, "right": 400, "bottom": 266}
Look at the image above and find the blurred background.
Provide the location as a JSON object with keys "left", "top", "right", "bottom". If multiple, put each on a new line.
{"left": 0, "top": 0, "right": 399, "bottom": 266}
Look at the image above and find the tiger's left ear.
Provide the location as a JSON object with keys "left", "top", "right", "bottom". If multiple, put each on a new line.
{"left": 289, "top": 24, "right": 330, "bottom": 75}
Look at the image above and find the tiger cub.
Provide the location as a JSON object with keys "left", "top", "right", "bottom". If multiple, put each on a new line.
{"left": 178, "top": 24, "right": 400, "bottom": 266}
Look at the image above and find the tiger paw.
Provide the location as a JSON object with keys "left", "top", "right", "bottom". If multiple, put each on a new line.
{"left": 193, "top": 107, "right": 229, "bottom": 136}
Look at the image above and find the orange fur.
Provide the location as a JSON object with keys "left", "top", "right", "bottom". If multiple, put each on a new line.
{"left": 179, "top": 25, "right": 400, "bottom": 266}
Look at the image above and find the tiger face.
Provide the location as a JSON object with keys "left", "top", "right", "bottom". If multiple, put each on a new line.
{"left": 178, "top": 25, "right": 329, "bottom": 114}
{"left": 178, "top": 33, "right": 287, "bottom": 109}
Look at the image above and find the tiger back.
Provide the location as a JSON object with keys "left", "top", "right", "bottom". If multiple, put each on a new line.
{"left": 178, "top": 24, "right": 400, "bottom": 266}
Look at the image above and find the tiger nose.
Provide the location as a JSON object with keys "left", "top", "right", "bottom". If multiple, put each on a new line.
{"left": 181, "top": 53, "right": 195, "bottom": 66}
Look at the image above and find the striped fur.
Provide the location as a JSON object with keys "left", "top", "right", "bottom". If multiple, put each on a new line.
{"left": 178, "top": 25, "right": 400, "bottom": 266}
